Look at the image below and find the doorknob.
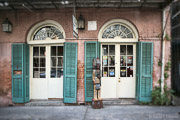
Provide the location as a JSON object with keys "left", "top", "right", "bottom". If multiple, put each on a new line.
{"left": 118, "top": 80, "right": 120, "bottom": 82}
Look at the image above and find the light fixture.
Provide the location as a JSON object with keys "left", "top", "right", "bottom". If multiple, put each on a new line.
{"left": 2, "top": 18, "right": 12, "bottom": 33}
{"left": 77, "top": 14, "right": 85, "bottom": 30}
{"left": 0, "top": 2, "right": 9, "bottom": 7}
{"left": 61, "top": 0, "right": 69, "bottom": 5}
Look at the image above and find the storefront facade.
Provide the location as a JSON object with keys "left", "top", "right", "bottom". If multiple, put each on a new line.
{"left": 0, "top": 3, "right": 171, "bottom": 105}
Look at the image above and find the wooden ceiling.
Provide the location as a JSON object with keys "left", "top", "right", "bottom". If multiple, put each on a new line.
{"left": 0, "top": 0, "right": 172, "bottom": 10}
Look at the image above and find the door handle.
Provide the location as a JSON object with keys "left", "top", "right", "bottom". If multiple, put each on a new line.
{"left": 118, "top": 80, "right": 121, "bottom": 82}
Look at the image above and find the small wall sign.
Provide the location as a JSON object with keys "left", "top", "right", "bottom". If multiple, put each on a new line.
{"left": 88, "top": 21, "right": 97, "bottom": 31}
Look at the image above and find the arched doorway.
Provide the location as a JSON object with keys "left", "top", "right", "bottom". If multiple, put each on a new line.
{"left": 27, "top": 20, "right": 65, "bottom": 99}
{"left": 98, "top": 19, "right": 139, "bottom": 98}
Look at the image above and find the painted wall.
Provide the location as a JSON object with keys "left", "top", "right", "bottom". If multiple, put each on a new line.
{"left": 0, "top": 8, "right": 171, "bottom": 105}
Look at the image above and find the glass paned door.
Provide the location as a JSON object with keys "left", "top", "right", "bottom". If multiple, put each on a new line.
{"left": 101, "top": 44, "right": 117, "bottom": 98}
{"left": 48, "top": 45, "right": 64, "bottom": 98}
{"left": 101, "top": 44, "right": 136, "bottom": 99}
{"left": 31, "top": 45, "right": 63, "bottom": 99}
{"left": 118, "top": 44, "right": 135, "bottom": 98}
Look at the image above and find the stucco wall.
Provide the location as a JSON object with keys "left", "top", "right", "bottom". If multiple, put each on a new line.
{"left": 0, "top": 43, "right": 12, "bottom": 106}
{"left": 0, "top": 8, "right": 171, "bottom": 105}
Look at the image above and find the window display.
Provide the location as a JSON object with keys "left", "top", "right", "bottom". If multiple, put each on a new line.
{"left": 102, "top": 45, "right": 115, "bottom": 77}
{"left": 120, "top": 45, "right": 133, "bottom": 77}
{"left": 109, "top": 67, "right": 115, "bottom": 77}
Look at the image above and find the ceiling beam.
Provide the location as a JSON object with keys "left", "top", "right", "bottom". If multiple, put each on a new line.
{"left": 141, "top": 0, "right": 146, "bottom": 7}
{"left": 119, "top": 0, "right": 123, "bottom": 8}
{"left": 73, "top": 0, "right": 76, "bottom": 15}
{"left": 25, "top": 0, "right": 36, "bottom": 10}
{"left": 51, "top": 0, "right": 58, "bottom": 9}
{"left": 9, "top": 5, "right": 16, "bottom": 11}
{"left": 0, "top": 0, "right": 168, "bottom": 10}
{"left": 97, "top": 0, "right": 99, "bottom": 8}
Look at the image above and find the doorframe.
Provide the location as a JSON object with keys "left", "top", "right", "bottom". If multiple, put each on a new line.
{"left": 29, "top": 44, "right": 64, "bottom": 99}
{"left": 100, "top": 43, "right": 136, "bottom": 98}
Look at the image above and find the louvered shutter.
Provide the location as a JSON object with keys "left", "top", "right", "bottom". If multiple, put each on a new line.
{"left": 24, "top": 44, "right": 30, "bottom": 102}
{"left": 63, "top": 42, "right": 78, "bottom": 103}
{"left": 12, "top": 44, "right": 29, "bottom": 103}
{"left": 84, "top": 42, "right": 99, "bottom": 102}
{"left": 136, "top": 42, "right": 153, "bottom": 102}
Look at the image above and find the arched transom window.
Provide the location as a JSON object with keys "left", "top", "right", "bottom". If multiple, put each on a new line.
{"left": 33, "top": 26, "right": 64, "bottom": 40}
{"left": 27, "top": 20, "right": 65, "bottom": 44}
{"left": 102, "top": 24, "right": 134, "bottom": 39}
{"left": 98, "top": 19, "right": 138, "bottom": 43}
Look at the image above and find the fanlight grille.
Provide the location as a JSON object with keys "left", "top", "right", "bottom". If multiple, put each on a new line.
{"left": 33, "top": 26, "right": 64, "bottom": 40}
{"left": 102, "top": 24, "right": 134, "bottom": 39}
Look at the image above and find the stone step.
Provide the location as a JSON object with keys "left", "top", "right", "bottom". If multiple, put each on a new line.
{"left": 103, "top": 99, "right": 137, "bottom": 105}
{"left": 25, "top": 100, "right": 65, "bottom": 106}
{"left": 24, "top": 99, "right": 137, "bottom": 106}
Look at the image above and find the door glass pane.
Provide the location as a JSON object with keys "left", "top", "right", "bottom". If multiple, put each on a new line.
{"left": 51, "top": 57, "right": 56, "bottom": 67}
{"left": 120, "top": 56, "right": 126, "bottom": 66}
{"left": 120, "top": 67, "right": 126, "bottom": 77}
{"left": 58, "top": 46, "right": 63, "bottom": 56}
{"left": 102, "top": 67, "right": 108, "bottom": 77}
{"left": 33, "top": 68, "right": 39, "bottom": 78}
{"left": 33, "top": 47, "right": 39, "bottom": 56}
{"left": 102, "top": 56, "right": 108, "bottom": 66}
{"left": 40, "top": 58, "right": 45, "bottom": 67}
{"left": 51, "top": 46, "right": 56, "bottom": 56}
{"left": 127, "top": 66, "right": 133, "bottom": 77}
{"left": 40, "top": 47, "right": 45, "bottom": 56}
{"left": 40, "top": 68, "right": 46, "bottom": 78}
{"left": 120, "top": 45, "right": 126, "bottom": 55}
{"left": 109, "top": 45, "right": 115, "bottom": 55}
{"left": 102, "top": 45, "right": 108, "bottom": 55}
{"left": 33, "top": 58, "right": 39, "bottom": 67}
{"left": 51, "top": 68, "right": 56, "bottom": 78}
{"left": 57, "top": 57, "right": 63, "bottom": 67}
{"left": 127, "top": 56, "right": 133, "bottom": 66}
{"left": 57, "top": 68, "right": 63, "bottom": 78}
{"left": 109, "top": 56, "right": 115, "bottom": 66}
{"left": 127, "top": 45, "right": 133, "bottom": 55}
{"left": 109, "top": 67, "right": 115, "bottom": 77}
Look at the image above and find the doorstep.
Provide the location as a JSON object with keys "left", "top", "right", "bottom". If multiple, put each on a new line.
{"left": 25, "top": 99, "right": 65, "bottom": 106}
{"left": 103, "top": 98, "right": 138, "bottom": 105}
{"left": 24, "top": 99, "right": 137, "bottom": 106}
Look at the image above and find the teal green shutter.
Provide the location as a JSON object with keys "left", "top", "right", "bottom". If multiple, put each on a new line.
{"left": 12, "top": 44, "right": 29, "bottom": 103}
{"left": 24, "top": 44, "right": 30, "bottom": 102}
{"left": 136, "top": 42, "right": 153, "bottom": 102}
{"left": 84, "top": 42, "right": 99, "bottom": 102}
{"left": 63, "top": 42, "right": 78, "bottom": 103}
{"left": 136, "top": 42, "right": 140, "bottom": 100}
